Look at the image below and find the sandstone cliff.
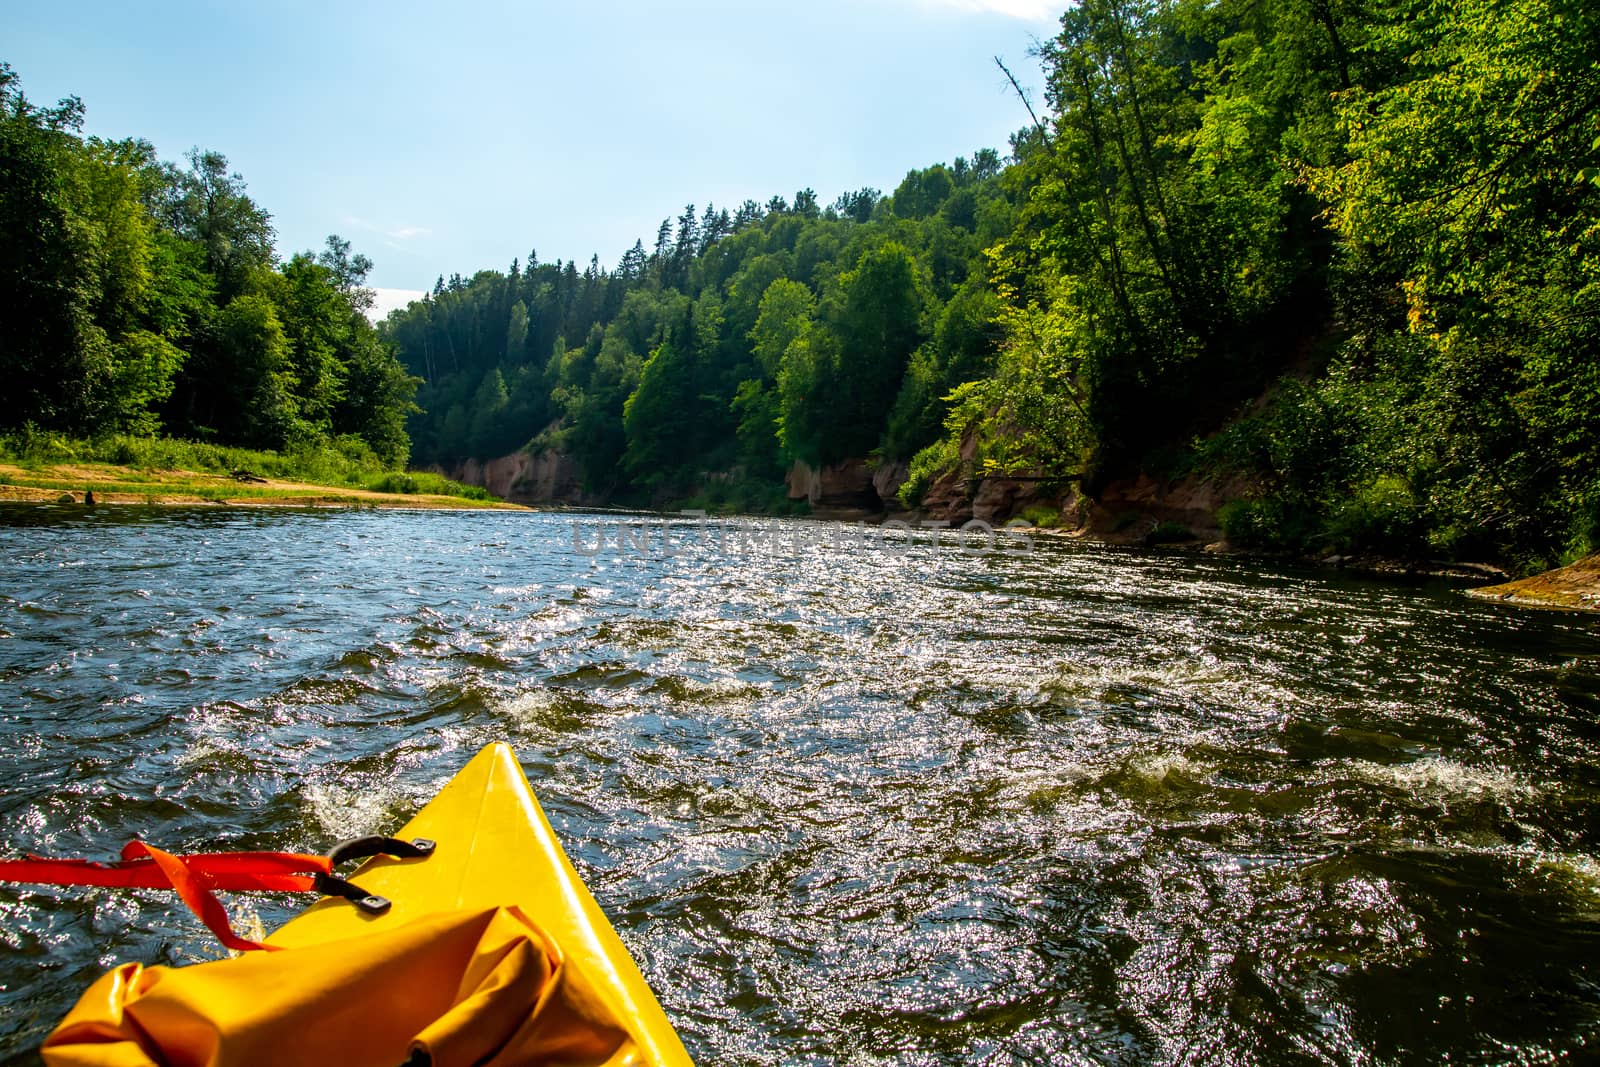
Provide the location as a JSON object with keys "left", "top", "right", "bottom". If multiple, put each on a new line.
{"left": 443, "top": 443, "right": 1242, "bottom": 548}
{"left": 785, "top": 458, "right": 901, "bottom": 517}
{"left": 432, "top": 449, "right": 591, "bottom": 506}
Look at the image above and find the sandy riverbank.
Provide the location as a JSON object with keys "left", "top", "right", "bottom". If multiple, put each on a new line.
{"left": 0, "top": 462, "right": 528, "bottom": 511}
{"left": 1468, "top": 553, "right": 1600, "bottom": 613}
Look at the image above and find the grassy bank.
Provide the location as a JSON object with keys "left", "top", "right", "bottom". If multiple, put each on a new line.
{"left": 0, "top": 432, "right": 515, "bottom": 509}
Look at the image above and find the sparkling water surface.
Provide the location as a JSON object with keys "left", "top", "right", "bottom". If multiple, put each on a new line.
{"left": 0, "top": 506, "right": 1596, "bottom": 1065}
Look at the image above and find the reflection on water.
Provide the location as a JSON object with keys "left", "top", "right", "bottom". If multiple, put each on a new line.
{"left": 0, "top": 505, "right": 1597, "bottom": 1064}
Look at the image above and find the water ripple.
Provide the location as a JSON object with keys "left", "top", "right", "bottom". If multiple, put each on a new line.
{"left": 0, "top": 506, "right": 1596, "bottom": 1064}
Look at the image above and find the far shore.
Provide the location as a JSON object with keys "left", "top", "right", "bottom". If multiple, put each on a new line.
{"left": 0, "top": 461, "right": 527, "bottom": 512}
{"left": 1467, "top": 553, "right": 1600, "bottom": 614}
{"left": 7, "top": 459, "right": 1596, "bottom": 614}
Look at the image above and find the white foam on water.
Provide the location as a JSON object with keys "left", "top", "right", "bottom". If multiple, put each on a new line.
{"left": 1347, "top": 756, "right": 1533, "bottom": 801}
{"left": 1127, "top": 751, "right": 1209, "bottom": 783}
{"left": 173, "top": 733, "right": 237, "bottom": 769}
{"left": 497, "top": 689, "right": 567, "bottom": 727}
{"left": 1041, "top": 658, "right": 1306, "bottom": 720}
{"left": 1534, "top": 850, "right": 1600, "bottom": 896}
{"left": 301, "top": 779, "right": 404, "bottom": 841}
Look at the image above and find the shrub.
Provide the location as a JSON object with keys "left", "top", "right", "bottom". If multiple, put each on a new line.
{"left": 1019, "top": 504, "right": 1060, "bottom": 528}
{"left": 675, "top": 473, "right": 798, "bottom": 515}
{"left": 0, "top": 425, "right": 77, "bottom": 465}
{"left": 1217, "top": 497, "right": 1318, "bottom": 551}
{"left": 899, "top": 436, "right": 959, "bottom": 508}
{"left": 1146, "top": 520, "right": 1196, "bottom": 545}
{"left": 1324, "top": 474, "right": 1422, "bottom": 554}
{"left": 365, "top": 472, "right": 419, "bottom": 494}
{"left": 402, "top": 471, "right": 491, "bottom": 500}
{"left": 0, "top": 431, "right": 499, "bottom": 503}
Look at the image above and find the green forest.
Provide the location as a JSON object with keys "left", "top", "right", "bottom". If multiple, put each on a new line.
{"left": 4, "top": 0, "right": 1598, "bottom": 571}
{"left": 0, "top": 64, "right": 418, "bottom": 467}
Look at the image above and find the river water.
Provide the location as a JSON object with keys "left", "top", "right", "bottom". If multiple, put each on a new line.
{"left": 0, "top": 506, "right": 1596, "bottom": 1065}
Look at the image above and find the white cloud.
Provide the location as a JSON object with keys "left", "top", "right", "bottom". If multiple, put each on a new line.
{"left": 367, "top": 287, "right": 427, "bottom": 321}
{"left": 345, "top": 216, "right": 433, "bottom": 243}
{"left": 917, "top": 0, "right": 1061, "bottom": 21}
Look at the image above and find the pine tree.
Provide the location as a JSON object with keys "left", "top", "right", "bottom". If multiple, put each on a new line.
{"left": 651, "top": 219, "right": 673, "bottom": 281}
{"left": 733, "top": 200, "right": 764, "bottom": 229}
{"left": 617, "top": 239, "right": 647, "bottom": 281}
{"left": 673, "top": 203, "right": 700, "bottom": 266}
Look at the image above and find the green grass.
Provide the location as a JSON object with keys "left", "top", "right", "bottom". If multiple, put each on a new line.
{"left": 2, "top": 430, "right": 384, "bottom": 481}
{"left": 361, "top": 470, "right": 492, "bottom": 500}
{"left": 1018, "top": 504, "right": 1061, "bottom": 528}
{"left": 0, "top": 430, "right": 499, "bottom": 505}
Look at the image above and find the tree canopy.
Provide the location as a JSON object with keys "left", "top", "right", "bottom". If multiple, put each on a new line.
{"left": 10, "top": 0, "right": 1597, "bottom": 573}
{"left": 378, "top": 0, "right": 1599, "bottom": 570}
{"left": 387, "top": 166, "right": 1013, "bottom": 491}
{"left": 0, "top": 64, "right": 418, "bottom": 464}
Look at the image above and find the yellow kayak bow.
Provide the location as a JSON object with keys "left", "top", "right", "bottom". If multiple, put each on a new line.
{"left": 41, "top": 742, "right": 695, "bottom": 1067}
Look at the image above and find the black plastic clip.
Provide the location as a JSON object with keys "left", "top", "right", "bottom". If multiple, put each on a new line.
{"left": 317, "top": 836, "right": 436, "bottom": 914}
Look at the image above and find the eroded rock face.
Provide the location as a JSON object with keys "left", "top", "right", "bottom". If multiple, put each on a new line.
{"left": 785, "top": 458, "right": 883, "bottom": 514}
{"left": 934, "top": 475, "right": 1088, "bottom": 530}
{"left": 448, "top": 453, "right": 530, "bottom": 501}
{"left": 515, "top": 449, "right": 587, "bottom": 504}
{"left": 783, "top": 443, "right": 1240, "bottom": 543}
{"left": 1085, "top": 472, "right": 1244, "bottom": 543}
{"left": 872, "top": 461, "right": 910, "bottom": 508}
{"left": 436, "top": 449, "right": 588, "bottom": 505}
{"left": 917, "top": 469, "right": 972, "bottom": 524}
{"left": 785, "top": 459, "right": 817, "bottom": 502}
{"left": 971, "top": 478, "right": 1033, "bottom": 525}
{"left": 441, "top": 445, "right": 1241, "bottom": 544}
{"left": 817, "top": 458, "right": 877, "bottom": 510}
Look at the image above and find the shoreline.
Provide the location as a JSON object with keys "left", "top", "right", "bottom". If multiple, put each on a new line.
{"left": 7, "top": 468, "right": 1594, "bottom": 614}
{"left": 861, "top": 511, "right": 1596, "bottom": 612}
{"left": 1465, "top": 554, "right": 1600, "bottom": 614}
{"left": 0, "top": 462, "right": 527, "bottom": 512}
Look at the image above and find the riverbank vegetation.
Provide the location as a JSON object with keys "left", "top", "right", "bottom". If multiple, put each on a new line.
{"left": 0, "top": 64, "right": 419, "bottom": 467}
{"left": 7, "top": 0, "right": 1597, "bottom": 572}
{"left": 387, "top": 163, "right": 1013, "bottom": 500}
{"left": 374, "top": 0, "right": 1597, "bottom": 573}
{"left": 0, "top": 429, "right": 491, "bottom": 499}
{"left": 0, "top": 430, "right": 497, "bottom": 506}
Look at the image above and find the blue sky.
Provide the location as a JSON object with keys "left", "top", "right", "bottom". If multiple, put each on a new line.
{"left": 8, "top": 0, "right": 1060, "bottom": 314}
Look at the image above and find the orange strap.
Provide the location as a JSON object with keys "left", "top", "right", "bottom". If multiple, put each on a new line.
{"left": 0, "top": 843, "right": 334, "bottom": 953}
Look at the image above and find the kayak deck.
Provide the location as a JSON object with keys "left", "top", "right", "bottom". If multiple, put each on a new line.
{"left": 268, "top": 742, "right": 693, "bottom": 1066}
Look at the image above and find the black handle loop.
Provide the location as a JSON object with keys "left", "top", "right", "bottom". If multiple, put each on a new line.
{"left": 316, "top": 836, "right": 436, "bottom": 914}
{"left": 325, "top": 835, "right": 436, "bottom": 867}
